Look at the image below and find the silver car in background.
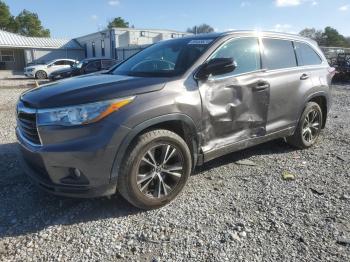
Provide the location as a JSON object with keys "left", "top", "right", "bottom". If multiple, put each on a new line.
{"left": 24, "top": 58, "right": 78, "bottom": 79}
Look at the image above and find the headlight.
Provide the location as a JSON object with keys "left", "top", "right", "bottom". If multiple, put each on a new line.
{"left": 37, "top": 97, "right": 135, "bottom": 126}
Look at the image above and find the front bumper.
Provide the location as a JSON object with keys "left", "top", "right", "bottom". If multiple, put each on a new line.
{"left": 21, "top": 152, "right": 117, "bottom": 198}
{"left": 16, "top": 119, "right": 131, "bottom": 198}
{"left": 24, "top": 72, "right": 35, "bottom": 78}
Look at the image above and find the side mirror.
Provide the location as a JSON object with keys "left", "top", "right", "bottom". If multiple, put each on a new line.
{"left": 195, "top": 58, "right": 236, "bottom": 80}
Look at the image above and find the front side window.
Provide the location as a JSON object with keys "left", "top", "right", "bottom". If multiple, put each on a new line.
{"left": 85, "top": 61, "right": 101, "bottom": 72}
{"left": 53, "top": 60, "right": 65, "bottom": 66}
{"left": 262, "top": 38, "right": 297, "bottom": 70}
{"left": 294, "top": 42, "right": 322, "bottom": 66}
{"left": 101, "top": 60, "right": 115, "bottom": 69}
{"left": 111, "top": 38, "right": 212, "bottom": 77}
{"left": 210, "top": 37, "right": 261, "bottom": 76}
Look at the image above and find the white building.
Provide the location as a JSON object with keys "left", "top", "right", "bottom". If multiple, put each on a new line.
{"left": 0, "top": 29, "right": 84, "bottom": 71}
{"left": 0, "top": 27, "right": 190, "bottom": 71}
{"left": 75, "top": 28, "right": 191, "bottom": 61}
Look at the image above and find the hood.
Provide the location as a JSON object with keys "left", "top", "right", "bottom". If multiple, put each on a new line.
{"left": 25, "top": 64, "right": 47, "bottom": 70}
{"left": 21, "top": 73, "right": 167, "bottom": 108}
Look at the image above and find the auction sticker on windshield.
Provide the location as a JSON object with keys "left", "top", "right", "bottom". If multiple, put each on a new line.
{"left": 188, "top": 39, "right": 213, "bottom": 45}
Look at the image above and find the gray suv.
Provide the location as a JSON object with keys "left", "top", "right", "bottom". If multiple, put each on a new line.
{"left": 16, "top": 31, "right": 334, "bottom": 209}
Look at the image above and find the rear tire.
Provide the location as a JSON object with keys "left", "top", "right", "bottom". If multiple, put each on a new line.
{"left": 118, "top": 129, "right": 192, "bottom": 210}
{"left": 35, "top": 70, "right": 47, "bottom": 79}
{"left": 286, "top": 102, "right": 323, "bottom": 149}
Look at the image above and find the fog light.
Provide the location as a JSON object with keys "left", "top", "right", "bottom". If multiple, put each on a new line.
{"left": 73, "top": 168, "right": 81, "bottom": 178}
{"left": 61, "top": 168, "right": 89, "bottom": 185}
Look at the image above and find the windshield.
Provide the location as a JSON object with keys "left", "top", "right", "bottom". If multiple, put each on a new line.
{"left": 111, "top": 38, "right": 214, "bottom": 77}
{"left": 73, "top": 61, "right": 85, "bottom": 69}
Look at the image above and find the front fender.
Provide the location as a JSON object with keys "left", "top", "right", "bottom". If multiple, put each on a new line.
{"left": 110, "top": 113, "right": 200, "bottom": 183}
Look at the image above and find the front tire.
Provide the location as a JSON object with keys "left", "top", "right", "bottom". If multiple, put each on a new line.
{"left": 286, "top": 102, "right": 323, "bottom": 149}
{"left": 35, "top": 70, "right": 47, "bottom": 79}
{"left": 118, "top": 129, "right": 192, "bottom": 210}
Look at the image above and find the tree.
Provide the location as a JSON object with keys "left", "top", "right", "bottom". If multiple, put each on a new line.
{"left": 107, "top": 17, "right": 129, "bottom": 29}
{"left": 299, "top": 28, "right": 325, "bottom": 45}
{"left": 299, "top": 26, "right": 350, "bottom": 47}
{"left": 322, "top": 26, "right": 348, "bottom": 47}
{"left": 346, "top": 37, "right": 350, "bottom": 47}
{"left": 187, "top": 24, "right": 214, "bottom": 34}
{"left": 0, "top": 1, "right": 17, "bottom": 32}
{"left": 15, "top": 9, "right": 50, "bottom": 37}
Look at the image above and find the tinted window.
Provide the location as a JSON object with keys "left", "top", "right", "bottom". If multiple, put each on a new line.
{"left": 294, "top": 42, "right": 322, "bottom": 66}
{"left": 54, "top": 60, "right": 65, "bottom": 66}
{"left": 65, "top": 60, "right": 75, "bottom": 66}
{"left": 101, "top": 60, "right": 115, "bottom": 69}
{"left": 211, "top": 37, "right": 261, "bottom": 75}
{"left": 85, "top": 61, "right": 101, "bottom": 72}
{"left": 262, "top": 39, "right": 297, "bottom": 70}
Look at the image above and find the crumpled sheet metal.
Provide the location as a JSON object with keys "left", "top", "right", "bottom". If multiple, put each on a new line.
{"left": 199, "top": 75, "right": 270, "bottom": 152}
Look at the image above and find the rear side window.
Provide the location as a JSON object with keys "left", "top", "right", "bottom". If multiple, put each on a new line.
{"left": 211, "top": 37, "right": 261, "bottom": 75}
{"left": 54, "top": 60, "right": 65, "bottom": 66}
{"left": 65, "top": 60, "right": 75, "bottom": 66}
{"left": 262, "top": 38, "right": 297, "bottom": 70}
{"left": 294, "top": 42, "right": 322, "bottom": 66}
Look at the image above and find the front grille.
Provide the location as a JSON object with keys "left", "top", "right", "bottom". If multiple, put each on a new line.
{"left": 17, "top": 101, "right": 41, "bottom": 145}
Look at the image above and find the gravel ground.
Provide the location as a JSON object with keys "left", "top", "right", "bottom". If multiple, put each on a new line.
{"left": 0, "top": 85, "right": 349, "bottom": 261}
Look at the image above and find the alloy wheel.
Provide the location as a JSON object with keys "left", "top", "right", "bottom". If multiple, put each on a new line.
{"left": 136, "top": 144, "right": 184, "bottom": 199}
{"left": 302, "top": 109, "right": 321, "bottom": 143}
{"left": 36, "top": 71, "right": 47, "bottom": 79}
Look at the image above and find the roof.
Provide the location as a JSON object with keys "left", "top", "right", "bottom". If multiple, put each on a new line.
{"left": 0, "top": 30, "right": 82, "bottom": 49}
{"left": 180, "top": 30, "right": 315, "bottom": 44}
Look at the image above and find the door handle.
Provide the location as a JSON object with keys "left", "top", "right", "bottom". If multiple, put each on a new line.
{"left": 300, "top": 73, "right": 309, "bottom": 80}
{"left": 253, "top": 81, "right": 270, "bottom": 91}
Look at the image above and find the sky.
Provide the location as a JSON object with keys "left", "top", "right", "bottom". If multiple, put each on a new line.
{"left": 4, "top": 0, "right": 350, "bottom": 39}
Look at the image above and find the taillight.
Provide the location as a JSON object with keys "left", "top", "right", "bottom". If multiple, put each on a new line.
{"left": 328, "top": 67, "right": 336, "bottom": 76}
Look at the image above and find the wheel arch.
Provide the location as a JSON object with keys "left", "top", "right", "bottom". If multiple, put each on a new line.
{"left": 110, "top": 114, "right": 201, "bottom": 183}
{"left": 306, "top": 93, "right": 328, "bottom": 128}
{"left": 35, "top": 69, "right": 48, "bottom": 79}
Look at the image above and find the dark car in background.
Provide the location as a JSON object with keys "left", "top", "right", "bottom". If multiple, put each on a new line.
{"left": 49, "top": 58, "right": 117, "bottom": 80}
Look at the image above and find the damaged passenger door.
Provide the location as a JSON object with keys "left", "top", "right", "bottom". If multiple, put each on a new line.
{"left": 197, "top": 37, "right": 270, "bottom": 153}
